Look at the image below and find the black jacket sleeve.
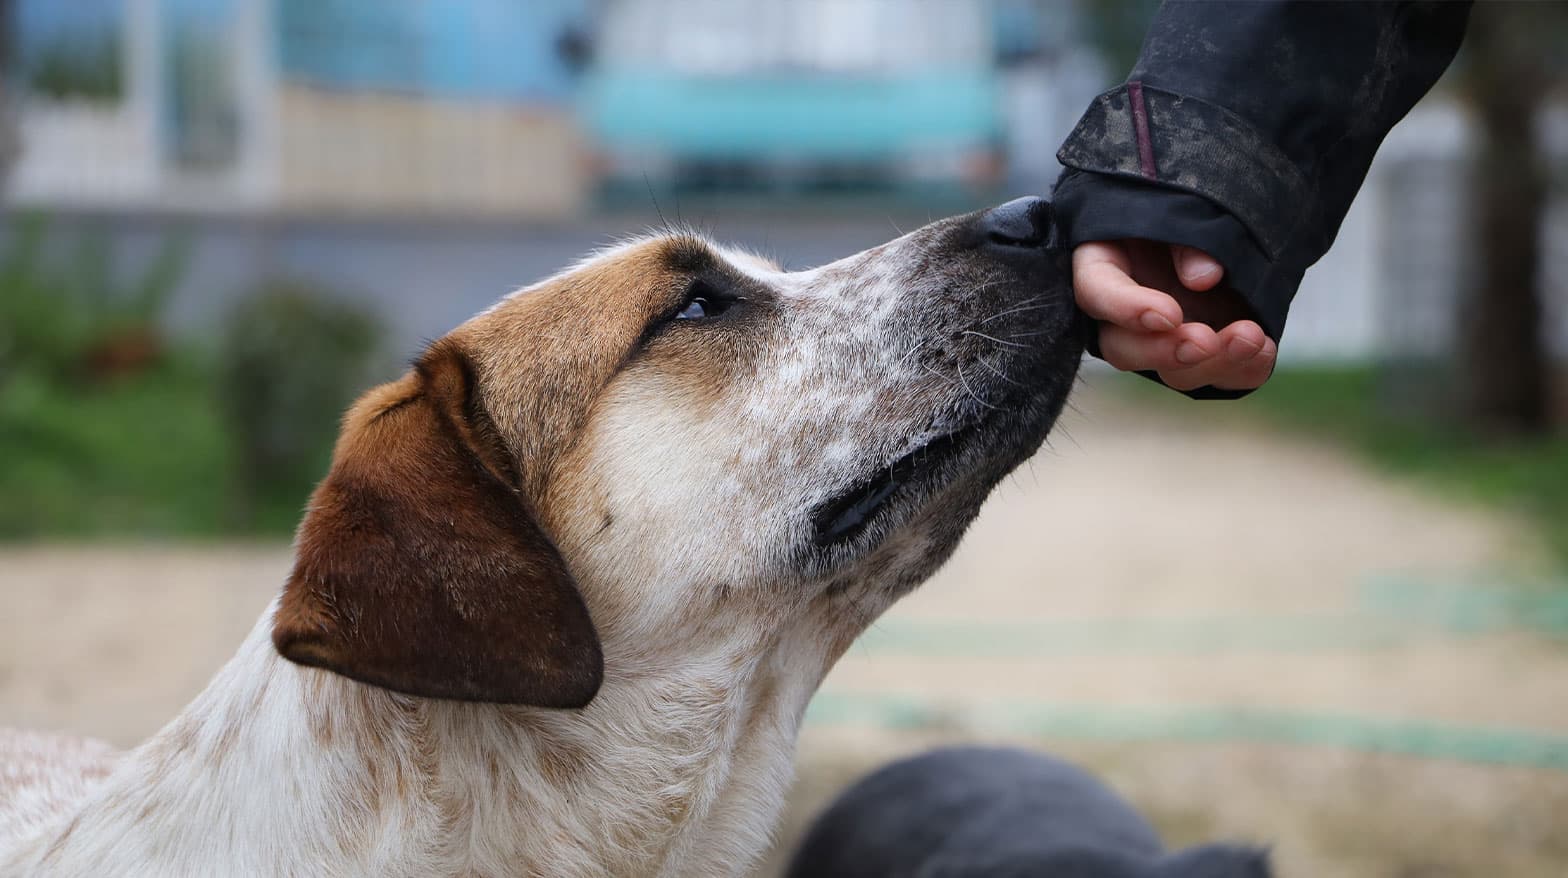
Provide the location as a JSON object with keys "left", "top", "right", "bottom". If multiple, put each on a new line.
{"left": 1054, "top": 0, "right": 1471, "bottom": 397}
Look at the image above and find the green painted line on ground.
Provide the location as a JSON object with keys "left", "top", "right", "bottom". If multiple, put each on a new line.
{"left": 805, "top": 692, "right": 1568, "bottom": 772}
{"left": 1359, "top": 575, "right": 1568, "bottom": 636}
{"left": 853, "top": 615, "right": 1412, "bottom": 657}
{"left": 845, "top": 577, "right": 1568, "bottom": 659}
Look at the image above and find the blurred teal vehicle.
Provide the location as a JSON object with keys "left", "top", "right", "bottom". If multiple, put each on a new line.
{"left": 582, "top": 0, "right": 1003, "bottom": 192}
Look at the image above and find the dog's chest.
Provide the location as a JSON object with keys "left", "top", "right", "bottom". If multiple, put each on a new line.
{"left": 0, "top": 730, "right": 118, "bottom": 855}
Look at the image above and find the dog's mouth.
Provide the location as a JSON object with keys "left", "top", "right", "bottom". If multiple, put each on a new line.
{"left": 810, "top": 418, "right": 990, "bottom": 548}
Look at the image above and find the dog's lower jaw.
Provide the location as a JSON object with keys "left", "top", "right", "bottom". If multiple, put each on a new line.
{"left": 2, "top": 601, "right": 827, "bottom": 878}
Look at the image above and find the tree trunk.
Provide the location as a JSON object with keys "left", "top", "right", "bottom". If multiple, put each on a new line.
{"left": 1459, "top": 3, "right": 1553, "bottom": 436}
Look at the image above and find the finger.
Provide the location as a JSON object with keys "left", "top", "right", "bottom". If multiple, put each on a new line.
{"left": 1213, "top": 337, "right": 1278, "bottom": 390}
{"left": 1160, "top": 336, "right": 1278, "bottom": 391}
{"left": 1158, "top": 357, "right": 1239, "bottom": 392}
{"left": 1173, "top": 322, "right": 1222, "bottom": 366}
{"left": 1073, "top": 243, "right": 1183, "bottom": 331}
{"left": 1171, "top": 245, "right": 1224, "bottom": 292}
{"left": 1216, "top": 321, "right": 1268, "bottom": 364}
{"left": 1098, "top": 322, "right": 1220, "bottom": 374}
{"left": 1097, "top": 325, "right": 1181, "bottom": 373}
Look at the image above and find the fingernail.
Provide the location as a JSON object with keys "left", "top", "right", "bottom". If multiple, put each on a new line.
{"left": 1181, "top": 263, "right": 1220, "bottom": 284}
{"left": 1140, "top": 311, "right": 1176, "bottom": 332}
{"left": 1175, "top": 341, "right": 1208, "bottom": 365}
{"left": 1226, "top": 337, "right": 1263, "bottom": 361}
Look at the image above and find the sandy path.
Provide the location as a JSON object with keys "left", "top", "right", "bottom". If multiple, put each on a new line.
{"left": 2, "top": 383, "right": 1565, "bottom": 875}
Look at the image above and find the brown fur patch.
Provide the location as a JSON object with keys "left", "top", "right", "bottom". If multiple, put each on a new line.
{"left": 455, "top": 237, "right": 764, "bottom": 508}
{"left": 455, "top": 239, "right": 697, "bottom": 499}
{"left": 272, "top": 341, "right": 602, "bottom": 707}
{"left": 273, "top": 235, "right": 763, "bottom": 708}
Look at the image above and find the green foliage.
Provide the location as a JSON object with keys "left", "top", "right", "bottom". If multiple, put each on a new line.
{"left": 24, "top": 33, "right": 123, "bottom": 101}
{"left": 0, "top": 218, "right": 221, "bottom": 538}
{"left": 0, "top": 358, "right": 235, "bottom": 538}
{"left": 0, "top": 214, "right": 185, "bottom": 386}
{"left": 0, "top": 220, "right": 384, "bottom": 539}
{"left": 1075, "top": 0, "right": 1160, "bottom": 78}
{"left": 218, "top": 281, "right": 382, "bottom": 531}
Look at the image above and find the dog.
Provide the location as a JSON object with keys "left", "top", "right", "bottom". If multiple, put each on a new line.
{"left": 787, "top": 745, "right": 1272, "bottom": 878}
{"left": 0, "top": 197, "right": 1081, "bottom": 877}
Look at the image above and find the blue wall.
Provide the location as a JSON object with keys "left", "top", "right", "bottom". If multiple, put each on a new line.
{"left": 276, "top": 0, "right": 588, "bottom": 103}
{"left": 16, "top": 0, "right": 122, "bottom": 40}
{"left": 585, "top": 69, "right": 999, "bottom": 161}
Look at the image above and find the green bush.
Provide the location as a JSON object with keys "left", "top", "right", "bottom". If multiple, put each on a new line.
{"left": 0, "top": 218, "right": 228, "bottom": 539}
{"left": 24, "top": 34, "right": 123, "bottom": 101}
{"left": 218, "top": 281, "right": 383, "bottom": 531}
{"left": 0, "top": 357, "right": 235, "bottom": 538}
{"left": 0, "top": 215, "right": 184, "bottom": 387}
{"left": 0, "top": 219, "right": 385, "bottom": 539}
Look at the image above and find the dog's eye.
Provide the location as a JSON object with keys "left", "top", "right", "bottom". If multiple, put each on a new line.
{"left": 674, "top": 280, "right": 739, "bottom": 322}
{"left": 676, "top": 298, "right": 711, "bottom": 320}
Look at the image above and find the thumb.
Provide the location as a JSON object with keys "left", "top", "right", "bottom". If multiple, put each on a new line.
{"left": 1171, "top": 245, "right": 1224, "bottom": 292}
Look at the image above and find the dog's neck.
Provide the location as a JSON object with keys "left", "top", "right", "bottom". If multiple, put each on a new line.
{"left": 12, "top": 600, "right": 832, "bottom": 878}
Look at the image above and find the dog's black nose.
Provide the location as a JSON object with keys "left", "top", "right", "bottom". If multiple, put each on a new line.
{"left": 978, "top": 196, "right": 1052, "bottom": 249}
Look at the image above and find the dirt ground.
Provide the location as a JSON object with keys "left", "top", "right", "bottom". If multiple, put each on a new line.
{"left": 3, "top": 382, "right": 1566, "bottom": 876}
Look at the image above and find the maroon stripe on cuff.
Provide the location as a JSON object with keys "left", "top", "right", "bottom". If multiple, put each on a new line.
{"left": 1127, "top": 80, "right": 1157, "bottom": 180}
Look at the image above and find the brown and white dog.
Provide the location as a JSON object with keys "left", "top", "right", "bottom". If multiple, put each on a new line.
{"left": 0, "top": 197, "right": 1081, "bottom": 877}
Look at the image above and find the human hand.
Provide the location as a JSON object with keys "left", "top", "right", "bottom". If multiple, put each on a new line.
{"left": 1073, "top": 240, "right": 1276, "bottom": 392}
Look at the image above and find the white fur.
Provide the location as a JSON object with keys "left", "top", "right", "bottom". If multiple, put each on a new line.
{"left": 1, "top": 600, "right": 828, "bottom": 878}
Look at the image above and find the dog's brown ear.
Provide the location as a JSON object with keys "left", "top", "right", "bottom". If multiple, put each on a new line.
{"left": 272, "top": 340, "right": 602, "bottom": 707}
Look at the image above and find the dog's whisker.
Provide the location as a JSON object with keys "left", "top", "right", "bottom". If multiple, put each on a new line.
{"left": 976, "top": 297, "right": 1049, "bottom": 325}
{"left": 962, "top": 330, "right": 1029, "bottom": 350}
{"left": 1055, "top": 422, "right": 1084, "bottom": 451}
{"left": 899, "top": 336, "right": 938, "bottom": 368}
{"left": 955, "top": 361, "right": 1000, "bottom": 411}
{"left": 975, "top": 355, "right": 1026, "bottom": 388}
{"left": 919, "top": 362, "right": 959, "bottom": 389}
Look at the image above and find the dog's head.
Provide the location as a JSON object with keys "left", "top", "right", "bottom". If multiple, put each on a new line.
{"left": 272, "top": 198, "right": 1082, "bottom": 706}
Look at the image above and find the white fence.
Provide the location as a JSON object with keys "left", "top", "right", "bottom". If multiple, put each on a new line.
{"left": 8, "top": 99, "right": 159, "bottom": 207}
{"left": 1276, "top": 102, "right": 1567, "bottom": 365}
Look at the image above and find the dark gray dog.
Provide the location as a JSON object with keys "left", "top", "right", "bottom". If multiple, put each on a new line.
{"left": 786, "top": 746, "right": 1270, "bottom": 878}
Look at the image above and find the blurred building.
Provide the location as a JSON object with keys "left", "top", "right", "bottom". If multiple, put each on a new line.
{"left": 1369, "top": 101, "right": 1568, "bottom": 413}
{"left": 6, "top": 0, "right": 1558, "bottom": 372}
{"left": 583, "top": 0, "right": 1102, "bottom": 196}
{"left": 8, "top": 0, "right": 591, "bottom": 217}
{"left": 585, "top": 0, "right": 1000, "bottom": 193}
{"left": 7, "top": 0, "right": 1107, "bottom": 211}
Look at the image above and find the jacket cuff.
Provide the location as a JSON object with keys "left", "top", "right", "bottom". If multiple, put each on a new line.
{"left": 1054, "top": 170, "right": 1296, "bottom": 401}
{"left": 1056, "top": 82, "right": 1307, "bottom": 261}
{"left": 1054, "top": 169, "right": 1293, "bottom": 341}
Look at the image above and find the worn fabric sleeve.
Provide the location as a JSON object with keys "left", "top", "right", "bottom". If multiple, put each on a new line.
{"left": 1054, "top": 0, "right": 1471, "bottom": 397}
